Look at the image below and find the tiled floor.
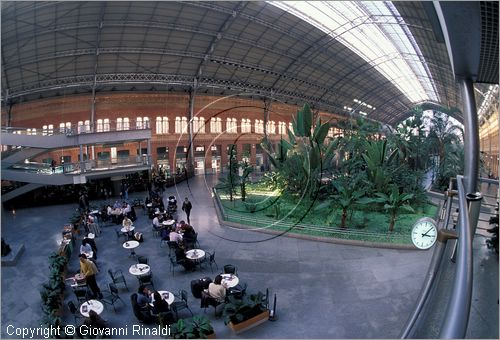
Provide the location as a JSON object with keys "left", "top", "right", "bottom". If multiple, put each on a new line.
{"left": 1, "top": 174, "right": 497, "bottom": 339}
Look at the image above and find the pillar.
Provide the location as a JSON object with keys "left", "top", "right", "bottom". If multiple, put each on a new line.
{"left": 460, "top": 78, "right": 480, "bottom": 193}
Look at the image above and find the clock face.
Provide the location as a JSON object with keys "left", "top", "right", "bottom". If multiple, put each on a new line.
{"left": 411, "top": 217, "right": 438, "bottom": 250}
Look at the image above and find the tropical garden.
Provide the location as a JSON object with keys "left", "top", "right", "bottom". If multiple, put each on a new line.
{"left": 215, "top": 103, "right": 464, "bottom": 245}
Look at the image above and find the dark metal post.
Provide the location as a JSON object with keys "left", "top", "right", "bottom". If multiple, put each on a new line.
{"left": 187, "top": 84, "right": 197, "bottom": 173}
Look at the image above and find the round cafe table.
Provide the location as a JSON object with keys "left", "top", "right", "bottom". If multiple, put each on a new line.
{"left": 129, "top": 263, "right": 151, "bottom": 276}
{"left": 221, "top": 274, "right": 239, "bottom": 288}
{"left": 149, "top": 290, "right": 175, "bottom": 307}
{"left": 123, "top": 240, "right": 140, "bottom": 257}
{"left": 185, "top": 249, "right": 205, "bottom": 260}
{"left": 79, "top": 299, "right": 104, "bottom": 317}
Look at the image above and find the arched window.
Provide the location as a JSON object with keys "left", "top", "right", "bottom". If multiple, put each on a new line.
{"left": 241, "top": 118, "right": 252, "bottom": 133}
{"left": 123, "top": 117, "right": 130, "bottom": 130}
{"left": 84, "top": 120, "right": 90, "bottom": 133}
{"left": 156, "top": 117, "right": 168, "bottom": 134}
{"left": 175, "top": 117, "right": 181, "bottom": 133}
{"left": 116, "top": 118, "right": 123, "bottom": 131}
{"left": 78, "top": 121, "right": 84, "bottom": 133}
{"left": 265, "top": 120, "right": 275, "bottom": 134}
{"left": 226, "top": 117, "right": 238, "bottom": 133}
{"left": 96, "top": 119, "right": 104, "bottom": 132}
{"left": 278, "top": 121, "right": 287, "bottom": 135}
{"left": 59, "top": 123, "right": 66, "bottom": 133}
{"left": 144, "top": 117, "right": 150, "bottom": 129}
{"left": 181, "top": 117, "right": 188, "bottom": 133}
{"left": 136, "top": 117, "right": 143, "bottom": 129}
{"left": 103, "top": 118, "right": 110, "bottom": 132}
{"left": 255, "top": 119, "right": 264, "bottom": 134}
{"left": 193, "top": 117, "right": 206, "bottom": 134}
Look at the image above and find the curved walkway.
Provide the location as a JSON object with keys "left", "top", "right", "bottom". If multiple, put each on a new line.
{"left": 1, "top": 175, "right": 433, "bottom": 338}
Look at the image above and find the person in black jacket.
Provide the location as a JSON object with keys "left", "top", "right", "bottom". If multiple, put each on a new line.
{"left": 182, "top": 197, "right": 192, "bottom": 224}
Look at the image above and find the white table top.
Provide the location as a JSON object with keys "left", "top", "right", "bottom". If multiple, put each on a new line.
{"left": 129, "top": 263, "right": 150, "bottom": 276}
{"left": 90, "top": 210, "right": 100, "bottom": 215}
{"left": 121, "top": 226, "right": 135, "bottom": 233}
{"left": 150, "top": 290, "right": 175, "bottom": 306}
{"left": 221, "top": 274, "right": 239, "bottom": 288}
{"left": 80, "top": 299, "right": 104, "bottom": 317}
{"left": 146, "top": 203, "right": 152, "bottom": 207}
{"left": 123, "top": 240, "right": 140, "bottom": 249}
{"left": 185, "top": 249, "right": 205, "bottom": 260}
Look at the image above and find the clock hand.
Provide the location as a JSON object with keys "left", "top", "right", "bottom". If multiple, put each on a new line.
{"left": 422, "top": 227, "right": 434, "bottom": 236}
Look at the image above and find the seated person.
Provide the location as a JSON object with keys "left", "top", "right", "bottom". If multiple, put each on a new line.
{"left": 83, "top": 233, "right": 98, "bottom": 257}
{"left": 151, "top": 291, "right": 170, "bottom": 315}
{"left": 174, "top": 246, "right": 195, "bottom": 271}
{"left": 123, "top": 202, "right": 132, "bottom": 216}
{"left": 80, "top": 239, "right": 94, "bottom": 259}
{"left": 169, "top": 230, "right": 182, "bottom": 243}
{"left": 152, "top": 213, "right": 162, "bottom": 229}
{"left": 182, "top": 225, "right": 196, "bottom": 249}
{"left": 175, "top": 220, "right": 186, "bottom": 233}
{"left": 136, "top": 285, "right": 152, "bottom": 311}
{"left": 208, "top": 275, "right": 227, "bottom": 303}
{"left": 122, "top": 216, "right": 133, "bottom": 229}
{"left": 78, "top": 310, "right": 106, "bottom": 338}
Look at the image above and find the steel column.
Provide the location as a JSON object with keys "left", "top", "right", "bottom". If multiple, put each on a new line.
{"left": 460, "top": 78, "right": 480, "bottom": 193}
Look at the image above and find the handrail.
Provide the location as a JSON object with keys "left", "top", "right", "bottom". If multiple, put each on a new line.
{"left": 439, "top": 175, "right": 473, "bottom": 338}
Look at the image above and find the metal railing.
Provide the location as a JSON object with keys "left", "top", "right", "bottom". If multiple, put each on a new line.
{"left": 1, "top": 119, "right": 151, "bottom": 137}
{"left": 400, "top": 175, "right": 477, "bottom": 338}
{"left": 3, "top": 155, "right": 151, "bottom": 175}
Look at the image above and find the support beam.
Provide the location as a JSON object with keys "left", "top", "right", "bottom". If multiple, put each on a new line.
{"left": 187, "top": 84, "right": 196, "bottom": 172}
{"left": 460, "top": 78, "right": 480, "bottom": 193}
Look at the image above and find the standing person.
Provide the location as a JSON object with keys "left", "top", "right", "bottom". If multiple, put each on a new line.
{"left": 182, "top": 197, "right": 192, "bottom": 224}
{"left": 51, "top": 159, "right": 56, "bottom": 173}
{"left": 78, "top": 254, "right": 102, "bottom": 299}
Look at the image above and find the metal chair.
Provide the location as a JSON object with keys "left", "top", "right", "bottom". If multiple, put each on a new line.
{"left": 73, "top": 287, "right": 92, "bottom": 304}
{"left": 228, "top": 282, "right": 248, "bottom": 299}
{"left": 108, "top": 269, "right": 128, "bottom": 291}
{"left": 67, "top": 300, "right": 84, "bottom": 324}
{"left": 171, "top": 289, "right": 193, "bottom": 319}
{"left": 203, "top": 251, "right": 219, "bottom": 273}
{"left": 100, "top": 283, "right": 125, "bottom": 312}
{"left": 168, "top": 255, "right": 183, "bottom": 276}
{"left": 137, "top": 256, "right": 148, "bottom": 265}
{"left": 167, "top": 241, "right": 179, "bottom": 256}
{"left": 223, "top": 264, "right": 237, "bottom": 275}
{"left": 137, "top": 272, "right": 154, "bottom": 288}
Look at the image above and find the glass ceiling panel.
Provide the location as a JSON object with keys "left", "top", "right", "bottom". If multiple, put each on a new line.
{"left": 269, "top": 1, "right": 439, "bottom": 104}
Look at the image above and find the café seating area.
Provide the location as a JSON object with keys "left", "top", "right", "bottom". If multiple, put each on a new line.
{"left": 1, "top": 175, "right": 439, "bottom": 339}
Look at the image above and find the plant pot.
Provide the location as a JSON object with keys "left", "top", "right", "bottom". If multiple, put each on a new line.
{"left": 228, "top": 310, "right": 269, "bottom": 334}
{"left": 206, "top": 332, "right": 216, "bottom": 339}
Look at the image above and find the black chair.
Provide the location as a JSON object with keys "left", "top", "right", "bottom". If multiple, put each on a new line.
{"left": 201, "top": 290, "right": 224, "bottom": 317}
{"left": 158, "top": 311, "right": 177, "bottom": 327}
{"left": 166, "top": 241, "right": 179, "bottom": 255}
{"left": 137, "top": 273, "right": 154, "bottom": 288}
{"left": 168, "top": 255, "right": 183, "bottom": 276}
{"left": 223, "top": 264, "right": 237, "bottom": 275}
{"left": 115, "top": 228, "right": 127, "bottom": 241}
{"left": 100, "top": 283, "right": 125, "bottom": 312}
{"left": 170, "top": 289, "right": 193, "bottom": 319}
{"left": 137, "top": 256, "right": 148, "bottom": 265}
{"left": 228, "top": 282, "right": 248, "bottom": 299}
{"left": 130, "top": 293, "right": 154, "bottom": 324}
{"left": 73, "top": 287, "right": 92, "bottom": 304}
{"left": 202, "top": 251, "right": 218, "bottom": 273}
{"left": 67, "top": 301, "right": 84, "bottom": 324}
{"left": 108, "top": 269, "right": 128, "bottom": 291}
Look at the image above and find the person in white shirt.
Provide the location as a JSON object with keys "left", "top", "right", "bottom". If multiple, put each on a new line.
{"left": 152, "top": 212, "right": 162, "bottom": 229}
{"left": 208, "top": 275, "right": 227, "bottom": 303}
{"left": 169, "top": 230, "right": 183, "bottom": 243}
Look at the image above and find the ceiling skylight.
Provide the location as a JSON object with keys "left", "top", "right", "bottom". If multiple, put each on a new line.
{"left": 269, "top": 1, "right": 439, "bottom": 104}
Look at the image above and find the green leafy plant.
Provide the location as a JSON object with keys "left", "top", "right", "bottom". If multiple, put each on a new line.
{"left": 170, "top": 316, "right": 214, "bottom": 339}
{"left": 362, "top": 185, "right": 415, "bottom": 232}
{"left": 223, "top": 291, "right": 268, "bottom": 325}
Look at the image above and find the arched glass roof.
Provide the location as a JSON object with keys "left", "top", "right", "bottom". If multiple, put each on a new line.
{"left": 1, "top": 1, "right": 497, "bottom": 126}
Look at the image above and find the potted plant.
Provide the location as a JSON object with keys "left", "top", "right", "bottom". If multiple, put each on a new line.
{"left": 223, "top": 291, "right": 269, "bottom": 334}
{"left": 170, "top": 315, "right": 215, "bottom": 339}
